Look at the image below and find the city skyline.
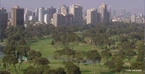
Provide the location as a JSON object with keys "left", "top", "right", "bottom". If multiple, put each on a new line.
{"left": 1, "top": 0, "right": 144, "bottom": 14}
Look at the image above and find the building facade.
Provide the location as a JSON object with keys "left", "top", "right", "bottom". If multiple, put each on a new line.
{"left": 49, "top": 7, "right": 56, "bottom": 20}
{"left": 99, "top": 3, "right": 110, "bottom": 22}
{"left": 52, "top": 13, "right": 64, "bottom": 27}
{"left": 86, "top": 8, "right": 97, "bottom": 24}
{"left": 60, "top": 5, "right": 69, "bottom": 15}
{"left": 44, "top": 13, "right": 50, "bottom": 24}
{"left": 70, "top": 4, "right": 83, "bottom": 25}
{"left": 0, "top": 8, "right": 8, "bottom": 41}
{"left": 38, "top": 7, "right": 45, "bottom": 23}
{"left": 11, "top": 6, "right": 24, "bottom": 26}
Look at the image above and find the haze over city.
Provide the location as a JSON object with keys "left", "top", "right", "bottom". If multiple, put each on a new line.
{"left": 1, "top": 0, "right": 144, "bottom": 14}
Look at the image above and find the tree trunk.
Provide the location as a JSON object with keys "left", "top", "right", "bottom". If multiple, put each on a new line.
{"left": 57, "top": 59, "right": 60, "bottom": 67}
{"left": 54, "top": 44, "right": 58, "bottom": 50}
{"left": 93, "top": 63, "right": 96, "bottom": 74}
{"left": 67, "top": 56, "right": 69, "bottom": 61}
{"left": 0, "top": 35, "right": 3, "bottom": 42}
{"left": 6, "top": 63, "right": 8, "bottom": 71}
{"left": 99, "top": 63, "right": 102, "bottom": 73}
{"left": 0, "top": 38, "right": 3, "bottom": 42}
{"left": 36, "top": 64, "right": 39, "bottom": 69}
{"left": 29, "top": 61, "right": 32, "bottom": 66}
{"left": 13, "top": 64, "right": 18, "bottom": 74}
{"left": 77, "top": 62, "right": 80, "bottom": 67}
{"left": 122, "top": 69, "right": 125, "bottom": 74}
{"left": 109, "top": 67, "right": 111, "bottom": 71}
{"left": 19, "top": 62, "right": 22, "bottom": 71}
{"left": 83, "top": 43, "right": 84, "bottom": 47}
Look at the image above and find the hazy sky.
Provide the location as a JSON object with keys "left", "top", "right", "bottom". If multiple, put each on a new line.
{"left": 1, "top": 0, "right": 144, "bottom": 14}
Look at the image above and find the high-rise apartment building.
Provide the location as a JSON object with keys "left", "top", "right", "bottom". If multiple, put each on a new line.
{"left": 0, "top": 8, "right": 8, "bottom": 41}
{"left": 49, "top": 7, "right": 56, "bottom": 20}
{"left": 11, "top": 6, "right": 24, "bottom": 26}
{"left": 109, "top": 5, "right": 112, "bottom": 21}
{"left": 44, "top": 14, "right": 50, "bottom": 24}
{"left": 60, "top": 5, "right": 69, "bottom": 15}
{"left": 34, "top": 8, "right": 39, "bottom": 21}
{"left": 130, "top": 14, "right": 136, "bottom": 23}
{"left": 56, "top": 7, "right": 61, "bottom": 14}
{"left": 52, "top": 13, "right": 65, "bottom": 27}
{"left": 24, "top": 13, "right": 28, "bottom": 22}
{"left": 99, "top": 3, "right": 110, "bottom": 22}
{"left": 86, "top": 8, "right": 97, "bottom": 24}
{"left": 70, "top": 4, "right": 83, "bottom": 25}
{"left": 7, "top": 12, "right": 11, "bottom": 20}
{"left": 0, "top": 8, "right": 8, "bottom": 28}
{"left": 38, "top": 7, "right": 44, "bottom": 23}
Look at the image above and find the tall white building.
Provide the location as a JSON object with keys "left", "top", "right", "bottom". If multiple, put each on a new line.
{"left": 24, "top": 13, "right": 28, "bottom": 22}
{"left": 60, "top": 5, "right": 68, "bottom": 15}
{"left": 86, "top": 8, "right": 97, "bottom": 24}
{"left": 38, "top": 7, "right": 44, "bottom": 23}
{"left": 130, "top": 14, "right": 136, "bottom": 23}
{"left": 28, "top": 15, "right": 34, "bottom": 21}
{"left": 44, "top": 14, "right": 50, "bottom": 24}
{"left": 70, "top": 4, "right": 83, "bottom": 24}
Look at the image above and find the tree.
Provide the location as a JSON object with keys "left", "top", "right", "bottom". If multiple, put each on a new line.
{"left": 63, "top": 33, "right": 81, "bottom": 49}
{"left": 136, "top": 42, "right": 144, "bottom": 62}
{"left": 0, "top": 70, "right": 11, "bottom": 74}
{"left": 86, "top": 50, "right": 102, "bottom": 74}
{"left": 131, "top": 62, "right": 144, "bottom": 73}
{"left": 51, "top": 40, "right": 55, "bottom": 45}
{"left": 23, "top": 66, "right": 38, "bottom": 74}
{"left": 111, "top": 55, "right": 124, "bottom": 73}
{"left": 28, "top": 50, "right": 41, "bottom": 66}
{"left": 54, "top": 50, "right": 62, "bottom": 67}
{"left": 61, "top": 47, "right": 75, "bottom": 62}
{"left": 16, "top": 45, "right": 29, "bottom": 71}
{"left": 125, "top": 49, "right": 136, "bottom": 62}
{"left": 56, "top": 67, "right": 66, "bottom": 74}
{"left": 35, "top": 57, "right": 50, "bottom": 69}
{"left": 43, "top": 69, "right": 58, "bottom": 74}
{"left": 120, "top": 41, "right": 132, "bottom": 49}
{"left": 73, "top": 51, "right": 84, "bottom": 66}
{"left": 104, "top": 61, "right": 115, "bottom": 71}
{"left": 9, "top": 56, "right": 18, "bottom": 74}
{"left": 2, "top": 55, "right": 11, "bottom": 71}
{"left": 65, "top": 61, "right": 81, "bottom": 74}
{"left": 101, "top": 49, "right": 112, "bottom": 61}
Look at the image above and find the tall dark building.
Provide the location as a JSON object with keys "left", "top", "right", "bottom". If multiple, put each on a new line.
{"left": 99, "top": 3, "right": 110, "bottom": 22}
{"left": 49, "top": 7, "right": 56, "bottom": 20}
{"left": 11, "top": 6, "right": 24, "bottom": 26}
{"left": 70, "top": 4, "right": 83, "bottom": 25}
{"left": 0, "top": 8, "right": 8, "bottom": 42}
